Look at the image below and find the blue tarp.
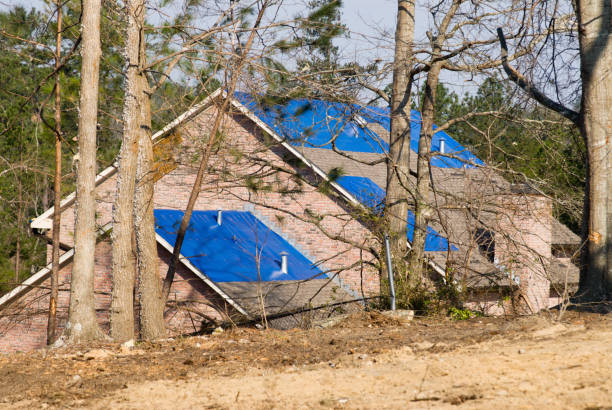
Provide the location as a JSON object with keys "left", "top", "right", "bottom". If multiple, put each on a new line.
{"left": 336, "top": 175, "right": 458, "bottom": 251}
{"left": 154, "top": 209, "right": 324, "bottom": 282}
{"left": 234, "top": 92, "right": 388, "bottom": 153}
{"left": 234, "top": 92, "right": 484, "bottom": 168}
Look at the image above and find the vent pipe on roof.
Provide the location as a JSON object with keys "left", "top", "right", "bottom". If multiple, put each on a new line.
{"left": 280, "top": 251, "right": 288, "bottom": 274}
{"left": 439, "top": 138, "right": 446, "bottom": 154}
{"left": 217, "top": 210, "right": 223, "bottom": 226}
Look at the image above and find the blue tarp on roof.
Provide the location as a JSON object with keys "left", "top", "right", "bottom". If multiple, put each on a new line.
{"left": 336, "top": 175, "right": 386, "bottom": 212}
{"left": 234, "top": 91, "right": 388, "bottom": 153}
{"left": 234, "top": 92, "right": 484, "bottom": 168}
{"left": 154, "top": 209, "right": 324, "bottom": 282}
{"left": 335, "top": 175, "right": 458, "bottom": 251}
{"left": 358, "top": 106, "right": 485, "bottom": 168}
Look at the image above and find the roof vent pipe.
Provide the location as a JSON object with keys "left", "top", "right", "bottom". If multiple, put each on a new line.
{"left": 280, "top": 251, "right": 288, "bottom": 274}
{"left": 217, "top": 210, "right": 223, "bottom": 226}
{"left": 440, "top": 138, "right": 445, "bottom": 154}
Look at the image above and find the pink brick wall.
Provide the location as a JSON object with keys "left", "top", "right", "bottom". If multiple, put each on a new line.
{"left": 494, "top": 194, "right": 553, "bottom": 312}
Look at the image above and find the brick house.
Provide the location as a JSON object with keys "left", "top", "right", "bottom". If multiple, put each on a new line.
{"left": 0, "top": 89, "right": 580, "bottom": 352}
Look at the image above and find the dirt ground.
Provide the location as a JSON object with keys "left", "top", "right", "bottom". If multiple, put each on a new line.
{"left": 0, "top": 310, "right": 611, "bottom": 409}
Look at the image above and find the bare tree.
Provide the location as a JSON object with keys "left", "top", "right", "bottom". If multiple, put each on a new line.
{"left": 385, "top": 0, "right": 415, "bottom": 286}
{"left": 134, "top": 64, "right": 166, "bottom": 340}
{"left": 47, "top": 0, "right": 63, "bottom": 345}
{"left": 65, "top": 0, "right": 105, "bottom": 343}
{"left": 497, "top": 0, "right": 612, "bottom": 302}
{"left": 110, "top": 0, "right": 145, "bottom": 342}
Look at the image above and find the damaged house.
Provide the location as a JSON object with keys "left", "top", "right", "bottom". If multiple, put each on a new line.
{"left": 0, "top": 89, "right": 580, "bottom": 352}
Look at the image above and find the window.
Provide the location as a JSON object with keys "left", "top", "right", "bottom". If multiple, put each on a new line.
{"left": 474, "top": 228, "right": 495, "bottom": 263}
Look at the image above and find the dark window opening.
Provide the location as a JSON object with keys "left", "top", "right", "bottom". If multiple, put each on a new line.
{"left": 474, "top": 228, "right": 495, "bottom": 263}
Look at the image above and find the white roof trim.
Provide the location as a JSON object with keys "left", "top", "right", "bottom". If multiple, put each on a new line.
{"left": 0, "top": 249, "right": 74, "bottom": 308}
{"left": 0, "top": 223, "right": 112, "bottom": 308}
{"left": 30, "top": 88, "right": 225, "bottom": 231}
{"left": 0, "top": 224, "right": 250, "bottom": 316}
{"left": 155, "top": 233, "right": 249, "bottom": 316}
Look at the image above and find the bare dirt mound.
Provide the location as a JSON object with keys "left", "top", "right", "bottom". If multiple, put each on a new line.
{"left": 0, "top": 311, "right": 610, "bottom": 409}
{"left": 329, "top": 310, "right": 405, "bottom": 328}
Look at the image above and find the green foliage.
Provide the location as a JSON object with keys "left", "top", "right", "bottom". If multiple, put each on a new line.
{"left": 448, "top": 307, "right": 480, "bottom": 320}
{"left": 317, "top": 166, "right": 343, "bottom": 195}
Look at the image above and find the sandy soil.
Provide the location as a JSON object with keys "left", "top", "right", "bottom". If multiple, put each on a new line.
{"left": 1, "top": 311, "right": 611, "bottom": 409}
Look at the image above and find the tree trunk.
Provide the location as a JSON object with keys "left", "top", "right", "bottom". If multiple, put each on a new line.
{"left": 134, "top": 71, "right": 166, "bottom": 340}
{"left": 109, "top": 0, "right": 145, "bottom": 342}
{"left": 15, "top": 164, "right": 22, "bottom": 283}
{"left": 47, "top": 0, "right": 62, "bottom": 345}
{"left": 575, "top": 0, "right": 612, "bottom": 300}
{"left": 385, "top": 0, "right": 415, "bottom": 270}
{"left": 65, "top": 0, "right": 104, "bottom": 343}
{"left": 407, "top": 62, "right": 442, "bottom": 286}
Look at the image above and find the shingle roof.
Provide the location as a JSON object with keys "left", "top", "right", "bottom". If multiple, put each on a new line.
{"left": 551, "top": 219, "right": 581, "bottom": 245}
{"left": 335, "top": 175, "right": 458, "bottom": 252}
{"left": 216, "top": 279, "right": 361, "bottom": 329}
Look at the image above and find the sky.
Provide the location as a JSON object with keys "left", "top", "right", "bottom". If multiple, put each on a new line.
{"left": 1, "top": 0, "right": 476, "bottom": 95}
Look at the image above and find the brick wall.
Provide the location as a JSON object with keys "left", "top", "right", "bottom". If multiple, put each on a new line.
{"left": 493, "top": 194, "right": 553, "bottom": 312}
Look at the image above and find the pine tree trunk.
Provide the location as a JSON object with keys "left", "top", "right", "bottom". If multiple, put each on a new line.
{"left": 47, "top": 0, "right": 62, "bottom": 345}
{"left": 385, "top": 0, "right": 415, "bottom": 270}
{"left": 576, "top": 0, "right": 612, "bottom": 300}
{"left": 407, "top": 62, "right": 442, "bottom": 286}
{"left": 134, "top": 71, "right": 166, "bottom": 340}
{"left": 109, "top": 0, "right": 144, "bottom": 342}
{"left": 66, "top": 0, "right": 104, "bottom": 343}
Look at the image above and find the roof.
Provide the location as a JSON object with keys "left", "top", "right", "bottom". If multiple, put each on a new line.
{"left": 215, "top": 279, "right": 361, "bottom": 329}
{"left": 551, "top": 219, "right": 581, "bottom": 245}
{"left": 335, "top": 175, "right": 458, "bottom": 252}
{"left": 234, "top": 92, "right": 484, "bottom": 168}
{"left": 154, "top": 210, "right": 324, "bottom": 283}
{"left": 14, "top": 88, "right": 580, "bottom": 315}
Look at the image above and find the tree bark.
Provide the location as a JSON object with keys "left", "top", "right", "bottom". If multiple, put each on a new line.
{"left": 66, "top": 0, "right": 105, "bottom": 343}
{"left": 15, "top": 158, "right": 22, "bottom": 283}
{"left": 109, "top": 0, "right": 145, "bottom": 342}
{"left": 47, "top": 0, "right": 62, "bottom": 345}
{"left": 385, "top": 0, "right": 415, "bottom": 270}
{"left": 407, "top": 62, "right": 442, "bottom": 286}
{"left": 134, "top": 72, "right": 166, "bottom": 340}
{"left": 575, "top": 0, "right": 612, "bottom": 300}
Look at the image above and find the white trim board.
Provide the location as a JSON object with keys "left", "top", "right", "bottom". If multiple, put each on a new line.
{"left": 0, "top": 249, "right": 74, "bottom": 308}
{"left": 0, "top": 229, "right": 250, "bottom": 316}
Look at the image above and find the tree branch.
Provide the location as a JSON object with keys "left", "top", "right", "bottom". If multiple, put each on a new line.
{"left": 497, "top": 27, "right": 580, "bottom": 125}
